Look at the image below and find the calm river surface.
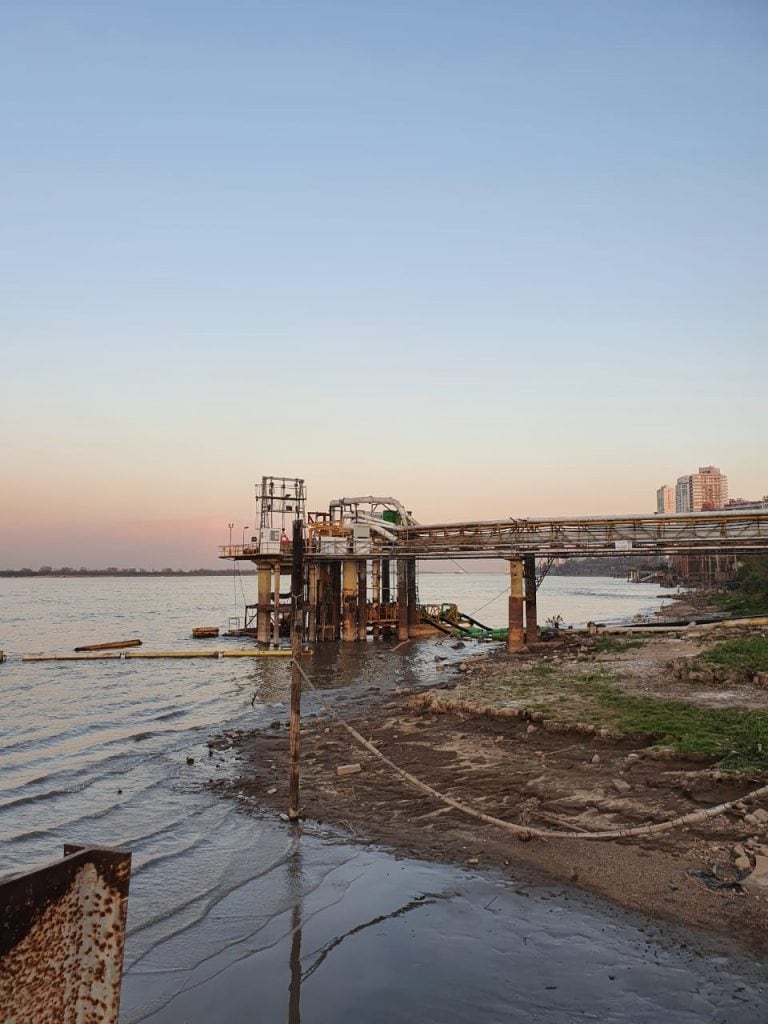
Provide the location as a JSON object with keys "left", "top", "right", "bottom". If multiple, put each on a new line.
{"left": 1, "top": 575, "right": 766, "bottom": 1023}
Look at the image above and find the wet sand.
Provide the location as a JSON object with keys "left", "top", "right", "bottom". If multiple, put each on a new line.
{"left": 132, "top": 835, "right": 768, "bottom": 1024}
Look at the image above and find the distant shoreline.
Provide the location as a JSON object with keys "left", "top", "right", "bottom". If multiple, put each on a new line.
{"left": 0, "top": 569, "right": 248, "bottom": 578}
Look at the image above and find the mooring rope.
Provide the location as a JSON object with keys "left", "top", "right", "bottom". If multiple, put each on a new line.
{"left": 467, "top": 584, "right": 510, "bottom": 618}
{"left": 292, "top": 659, "right": 768, "bottom": 842}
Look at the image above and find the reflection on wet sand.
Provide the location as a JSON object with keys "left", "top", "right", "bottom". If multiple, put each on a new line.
{"left": 288, "top": 849, "right": 302, "bottom": 1024}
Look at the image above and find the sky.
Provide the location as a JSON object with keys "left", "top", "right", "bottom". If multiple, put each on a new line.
{"left": 2, "top": 0, "right": 766, "bottom": 568}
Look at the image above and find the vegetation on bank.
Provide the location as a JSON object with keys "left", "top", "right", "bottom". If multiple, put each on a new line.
{"left": 577, "top": 675, "right": 768, "bottom": 771}
{"left": 482, "top": 665, "right": 768, "bottom": 772}
{"left": 696, "top": 637, "right": 768, "bottom": 674}
{"left": 715, "top": 554, "right": 768, "bottom": 617}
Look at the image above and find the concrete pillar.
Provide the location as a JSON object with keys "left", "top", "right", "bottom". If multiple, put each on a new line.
{"left": 357, "top": 560, "right": 368, "bottom": 641}
{"left": 257, "top": 565, "right": 271, "bottom": 645}
{"left": 307, "top": 563, "right": 318, "bottom": 642}
{"left": 272, "top": 563, "right": 282, "bottom": 648}
{"left": 508, "top": 558, "right": 524, "bottom": 653}
{"left": 342, "top": 560, "right": 358, "bottom": 642}
{"left": 397, "top": 560, "right": 409, "bottom": 642}
{"left": 524, "top": 556, "right": 538, "bottom": 644}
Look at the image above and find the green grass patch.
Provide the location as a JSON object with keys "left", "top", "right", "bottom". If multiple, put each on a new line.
{"left": 591, "top": 636, "right": 648, "bottom": 655}
{"left": 576, "top": 675, "right": 768, "bottom": 769}
{"left": 696, "top": 637, "right": 768, "bottom": 674}
{"left": 488, "top": 666, "right": 768, "bottom": 771}
{"left": 713, "top": 591, "right": 768, "bottom": 617}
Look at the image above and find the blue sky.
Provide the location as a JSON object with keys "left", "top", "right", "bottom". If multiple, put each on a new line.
{"left": 2, "top": 1, "right": 766, "bottom": 567}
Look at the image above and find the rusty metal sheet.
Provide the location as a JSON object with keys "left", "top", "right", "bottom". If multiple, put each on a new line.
{"left": 0, "top": 844, "right": 131, "bottom": 1024}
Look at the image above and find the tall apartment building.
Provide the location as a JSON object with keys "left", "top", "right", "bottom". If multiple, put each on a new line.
{"left": 692, "top": 466, "right": 728, "bottom": 510}
{"left": 674, "top": 466, "right": 728, "bottom": 513}
{"left": 675, "top": 477, "right": 692, "bottom": 512}
{"left": 656, "top": 484, "right": 675, "bottom": 513}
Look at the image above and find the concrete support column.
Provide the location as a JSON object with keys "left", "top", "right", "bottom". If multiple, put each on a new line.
{"left": 272, "top": 563, "right": 282, "bottom": 648}
{"left": 342, "top": 560, "right": 358, "bottom": 642}
{"left": 524, "top": 556, "right": 538, "bottom": 644}
{"left": 357, "top": 560, "right": 368, "bottom": 641}
{"left": 257, "top": 565, "right": 271, "bottom": 645}
{"left": 508, "top": 558, "right": 525, "bottom": 653}
{"left": 396, "top": 560, "right": 409, "bottom": 642}
{"left": 307, "top": 564, "right": 318, "bottom": 643}
{"left": 406, "top": 558, "right": 418, "bottom": 632}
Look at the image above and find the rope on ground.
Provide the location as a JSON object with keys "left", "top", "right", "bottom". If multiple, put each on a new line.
{"left": 292, "top": 659, "right": 768, "bottom": 842}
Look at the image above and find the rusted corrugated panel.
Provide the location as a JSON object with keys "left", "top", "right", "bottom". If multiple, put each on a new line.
{"left": 0, "top": 844, "right": 131, "bottom": 1024}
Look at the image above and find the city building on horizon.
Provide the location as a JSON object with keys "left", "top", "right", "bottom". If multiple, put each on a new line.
{"left": 656, "top": 484, "right": 675, "bottom": 514}
{"left": 656, "top": 466, "right": 729, "bottom": 513}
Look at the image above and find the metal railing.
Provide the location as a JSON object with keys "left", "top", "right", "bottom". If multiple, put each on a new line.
{"left": 220, "top": 509, "right": 768, "bottom": 562}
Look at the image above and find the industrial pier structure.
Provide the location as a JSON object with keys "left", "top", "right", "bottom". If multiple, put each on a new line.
{"left": 219, "top": 476, "right": 768, "bottom": 653}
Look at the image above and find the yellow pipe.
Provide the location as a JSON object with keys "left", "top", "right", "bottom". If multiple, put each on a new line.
{"left": 22, "top": 649, "right": 293, "bottom": 662}
{"left": 219, "top": 650, "right": 293, "bottom": 658}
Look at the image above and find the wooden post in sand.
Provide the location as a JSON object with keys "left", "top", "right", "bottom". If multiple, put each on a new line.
{"left": 288, "top": 519, "right": 304, "bottom": 821}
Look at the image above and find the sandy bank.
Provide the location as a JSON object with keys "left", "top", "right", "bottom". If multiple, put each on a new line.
{"left": 216, "top": 624, "right": 768, "bottom": 953}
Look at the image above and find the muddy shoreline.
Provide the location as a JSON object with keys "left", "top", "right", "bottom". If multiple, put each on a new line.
{"left": 215, "top": 602, "right": 768, "bottom": 954}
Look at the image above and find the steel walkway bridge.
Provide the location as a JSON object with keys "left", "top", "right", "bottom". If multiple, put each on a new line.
{"left": 389, "top": 509, "right": 768, "bottom": 560}
{"left": 219, "top": 479, "right": 768, "bottom": 653}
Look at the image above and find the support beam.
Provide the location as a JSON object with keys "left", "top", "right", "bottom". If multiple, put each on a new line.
{"left": 524, "top": 556, "right": 538, "bottom": 643}
{"left": 397, "top": 560, "right": 409, "bottom": 642}
{"left": 508, "top": 558, "right": 525, "bottom": 653}
{"left": 342, "top": 560, "right": 358, "bottom": 642}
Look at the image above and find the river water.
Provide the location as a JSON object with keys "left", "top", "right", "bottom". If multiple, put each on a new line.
{"left": 1, "top": 575, "right": 766, "bottom": 1022}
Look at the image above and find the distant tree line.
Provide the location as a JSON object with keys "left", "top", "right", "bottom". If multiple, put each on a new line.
{"left": 0, "top": 567, "right": 255, "bottom": 577}
{"left": 548, "top": 556, "right": 668, "bottom": 577}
